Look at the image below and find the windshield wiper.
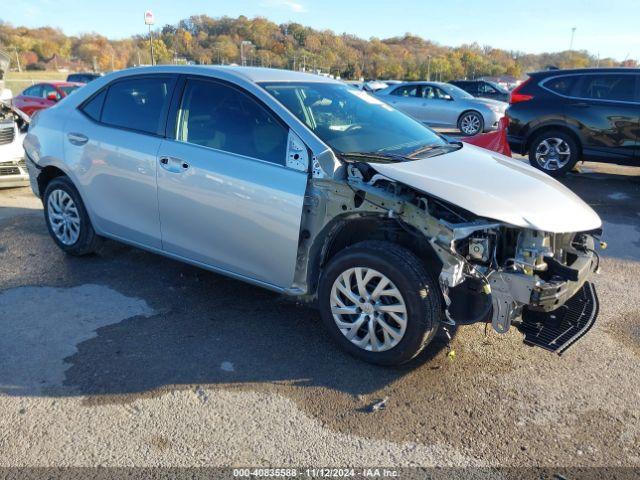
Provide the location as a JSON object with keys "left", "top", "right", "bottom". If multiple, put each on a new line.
{"left": 337, "top": 151, "right": 406, "bottom": 163}
{"left": 407, "top": 142, "right": 462, "bottom": 158}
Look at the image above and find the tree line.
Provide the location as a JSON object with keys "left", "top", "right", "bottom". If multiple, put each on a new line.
{"left": 0, "top": 15, "right": 636, "bottom": 80}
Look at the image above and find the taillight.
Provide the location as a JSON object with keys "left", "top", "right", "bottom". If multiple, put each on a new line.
{"left": 510, "top": 78, "right": 534, "bottom": 104}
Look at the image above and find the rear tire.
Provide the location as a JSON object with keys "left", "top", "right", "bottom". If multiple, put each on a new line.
{"left": 43, "top": 176, "right": 102, "bottom": 256}
{"left": 318, "top": 241, "right": 443, "bottom": 366}
{"left": 528, "top": 131, "right": 579, "bottom": 177}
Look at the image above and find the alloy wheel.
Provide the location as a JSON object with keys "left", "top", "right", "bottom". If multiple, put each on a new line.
{"left": 47, "top": 189, "right": 81, "bottom": 245}
{"left": 330, "top": 267, "right": 407, "bottom": 352}
{"left": 535, "top": 137, "right": 571, "bottom": 170}
{"left": 460, "top": 113, "right": 482, "bottom": 135}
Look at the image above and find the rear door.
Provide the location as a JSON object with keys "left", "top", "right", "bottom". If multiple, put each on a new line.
{"left": 156, "top": 77, "right": 308, "bottom": 289}
{"left": 383, "top": 85, "right": 424, "bottom": 119}
{"left": 567, "top": 73, "right": 640, "bottom": 163}
{"left": 63, "top": 75, "right": 177, "bottom": 248}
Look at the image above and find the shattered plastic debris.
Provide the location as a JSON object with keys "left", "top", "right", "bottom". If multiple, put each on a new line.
{"left": 369, "top": 397, "right": 389, "bottom": 412}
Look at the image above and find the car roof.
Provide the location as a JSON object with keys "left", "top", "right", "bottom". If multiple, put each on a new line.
{"left": 528, "top": 67, "right": 640, "bottom": 77}
{"left": 108, "top": 65, "right": 343, "bottom": 85}
{"left": 47, "top": 81, "right": 84, "bottom": 87}
{"left": 390, "top": 80, "right": 450, "bottom": 87}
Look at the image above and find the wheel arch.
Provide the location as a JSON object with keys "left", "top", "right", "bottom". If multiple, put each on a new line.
{"left": 305, "top": 214, "right": 443, "bottom": 297}
{"left": 37, "top": 165, "right": 68, "bottom": 198}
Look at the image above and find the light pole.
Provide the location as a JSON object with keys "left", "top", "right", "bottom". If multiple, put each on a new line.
{"left": 241, "top": 41, "right": 253, "bottom": 67}
{"left": 12, "top": 46, "right": 21, "bottom": 72}
{"left": 427, "top": 55, "right": 432, "bottom": 81}
{"left": 569, "top": 27, "right": 576, "bottom": 51}
{"left": 144, "top": 11, "right": 155, "bottom": 65}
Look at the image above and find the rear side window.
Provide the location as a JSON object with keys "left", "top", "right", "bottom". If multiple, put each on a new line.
{"left": 391, "top": 86, "right": 419, "bottom": 97}
{"left": 544, "top": 76, "right": 576, "bottom": 95}
{"left": 81, "top": 89, "right": 107, "bottom": 121}
{"left": 101, "top": 77, "right": 175, "bottom": 135}
{"left": 577, "top": 74, "right": 637, "bottom": 102}
{"left": 176, "top": 79, "right": 288, "bottom": 165}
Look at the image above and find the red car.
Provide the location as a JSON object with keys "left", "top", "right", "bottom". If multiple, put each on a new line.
{"left": 12, "top": 81, "right": 84, "bottom": 117}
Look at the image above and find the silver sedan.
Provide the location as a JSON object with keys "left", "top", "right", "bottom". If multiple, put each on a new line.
{"left": 375, "top": 81, "right": 507, "bottom": 135}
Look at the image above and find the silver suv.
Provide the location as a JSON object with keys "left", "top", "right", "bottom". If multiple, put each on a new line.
{"left": 25, "top": 66, "right": 603, "bottom": 365}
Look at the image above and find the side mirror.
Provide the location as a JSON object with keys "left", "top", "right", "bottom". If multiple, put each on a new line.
{"left": 443, "top": 94, "right": 453, "bottom": 101}
{"left": 46, "top": 92, "right": 59, "bottom": 102}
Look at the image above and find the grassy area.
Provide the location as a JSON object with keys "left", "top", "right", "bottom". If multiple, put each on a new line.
{"left": 3, "top": 71, "right": 68, "bottom": 96}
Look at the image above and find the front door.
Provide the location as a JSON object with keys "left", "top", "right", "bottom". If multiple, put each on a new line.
{"left": 569, "top": 73, "right": 640, "bottom": 163}
{"left": 157, "top": 77, "right": 308, "bottom": 289}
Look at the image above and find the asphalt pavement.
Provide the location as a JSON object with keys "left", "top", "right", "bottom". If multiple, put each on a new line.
{"left": 0, "top": 161, "right": 639, "bottom": 471}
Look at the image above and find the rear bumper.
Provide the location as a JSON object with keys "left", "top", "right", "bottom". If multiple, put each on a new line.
{"left": 507, "top": 134, "right": 525, "bottom": 154}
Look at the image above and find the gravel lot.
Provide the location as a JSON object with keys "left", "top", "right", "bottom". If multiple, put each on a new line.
{"left": 0, "top": 162, "right": 638, "bottom": 473}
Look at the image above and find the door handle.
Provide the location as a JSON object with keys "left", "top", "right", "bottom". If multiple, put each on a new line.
{"left": 67, "top": 132, "right": 88, "bottom": 146}
{"left": 571, "top": 102, "right": 590, "bottom": 108}
{"left": 159, "top": 156, "right": 189, "bottom": 173}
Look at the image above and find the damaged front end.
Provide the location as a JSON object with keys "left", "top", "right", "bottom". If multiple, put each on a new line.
{"left": 296, "top": 154, "right": 601, "bottom": 355}
{"left": 438, "top": 221, "right": 600, "bottom": 354}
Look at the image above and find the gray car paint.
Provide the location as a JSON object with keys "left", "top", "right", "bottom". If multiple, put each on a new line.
{"left": 375, "top": 81, "right": 506, "bottom": 131}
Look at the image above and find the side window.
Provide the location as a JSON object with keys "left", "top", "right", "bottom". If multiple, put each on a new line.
{"left": 101, "top": 77, "right": 175, "bottom": 135}
{"left": 176, "top": 79, "right": 288, "bottom": 166}
{"left": 577, "top": 74, "right": 637, "bottom": 102}
{"left": 41, "top": 84, "right": 60, "bottom": 100}
{"left": 81, "top": 89, "right": 107, "bottom": 121}
{"left": 391, "top": 86, "right": 419, "bottom": 97}
{"left": 23, "top": 85, "right": 42, "bottom": 97}
{"left": 545, "top": 76, "right": 576, "bottom": 96}
{"left": 421, "top": 86, "right": 436, "bottom": 99}
{"left": 433, "top": 87, "right": 452, "bottom": 100}
{"left": 478, "top": 83, "right": 497, "bottom": 94}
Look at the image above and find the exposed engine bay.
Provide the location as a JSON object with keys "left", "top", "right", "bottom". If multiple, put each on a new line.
{"left": 293, "top": 158, "right": 602, "bottom": 354}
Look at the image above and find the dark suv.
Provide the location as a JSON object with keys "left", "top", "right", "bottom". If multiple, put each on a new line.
{"left": 449, "top": 80, "right": 510, "bottom": 103}
{"left": 66, "top": 72, "right": 103, "bottom": 83}
{"left": 507, "top": 68, "right": 640, "bottom": 176}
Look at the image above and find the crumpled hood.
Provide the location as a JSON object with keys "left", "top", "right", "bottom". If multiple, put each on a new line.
{"left": 370, "top": 143, "right": 602, "bottom": 233}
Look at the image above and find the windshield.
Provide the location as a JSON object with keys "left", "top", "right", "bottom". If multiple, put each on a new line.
{"left": 59, "top": 85, "right": 80, "bottom": 96}
{"left": 439, "top": 83, "right": 474, "bottom": 99}
{"left": 261, "top": 82, "right": 448, "bottom": 158}
{"left": 487, "top": 81, "right": 509, "bottom": 94}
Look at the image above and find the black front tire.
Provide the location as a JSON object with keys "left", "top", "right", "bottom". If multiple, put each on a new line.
{"left": 43, "top": 176, "right": 102, "bottom": 256}
{"left": 528, "top": 131, "right": 579, "bottom": 177}
{"left": 318, "top": 241, "right": 443, "bottom": 366}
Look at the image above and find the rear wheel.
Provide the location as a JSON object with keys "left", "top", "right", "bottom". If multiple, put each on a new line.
{"left": 528, "top": 131, "right": 579, "bottom": 177}
{"left": 318, "top": 241, "right": 442, "bottom": 366}
{"left": 458, "top": 111, "right": 484, "bottom": 136}
{"left": 43, "top": 176, "right": 102, "bottom": 256}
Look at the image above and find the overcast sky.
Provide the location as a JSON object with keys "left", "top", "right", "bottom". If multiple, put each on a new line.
{"left": 3, "top": 0, "right": 639, "bottom": 61}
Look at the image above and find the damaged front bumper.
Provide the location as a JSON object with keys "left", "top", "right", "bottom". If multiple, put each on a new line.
{"left": 433, "top": 220, "right": 600, "bottom": 354}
